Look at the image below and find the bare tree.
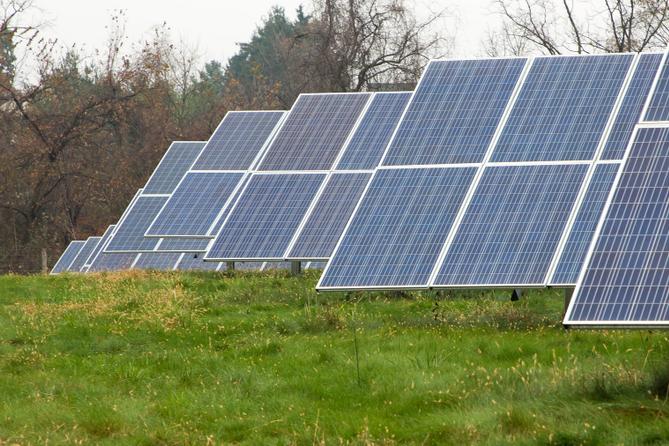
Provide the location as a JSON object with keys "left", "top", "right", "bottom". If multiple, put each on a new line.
{"left": 488, "top": 0, "right": 669, "bottom": 55}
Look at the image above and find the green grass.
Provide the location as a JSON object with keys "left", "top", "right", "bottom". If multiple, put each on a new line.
{"left": 1, "top": 270, "right": 669, "bottom": 444}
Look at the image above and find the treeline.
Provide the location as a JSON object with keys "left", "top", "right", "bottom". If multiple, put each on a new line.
{"left": 3, "top": 0, "right": 669, "bottom": 272}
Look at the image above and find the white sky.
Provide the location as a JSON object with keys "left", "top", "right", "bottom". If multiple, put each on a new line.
{"left": 30, "top": 0, "right": 499, "bottom": 67}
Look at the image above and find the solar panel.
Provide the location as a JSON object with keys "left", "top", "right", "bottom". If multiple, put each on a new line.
{"left": 105, "top": 196, "right": 167, "bottom": 252}
{"left": 155, "top": 237, "right": 211, "bottom": 252}
{"left": 146, "top": 172, "right": 244, "bottom": 237}
{"left": 50, "top": 241, "right": 85, "bottom": 274}
{"left": 133, "top": 252, "right": 182, "bottom": 270}
{"left": 433, "top": 164, "right": 587, "bottom": 286}
{"left": 82, "top": 225, "right": 116, "bottom": 270}
{"left": 143, "top": 142, "right": 206, "bottom": 194}
{"left": 67, "top": 237, "right": 101, "bottom": 272}
{"left": 176, "top": 253, "right": 221, "bottom": 271}
{"left": 491, "top": 54, "right": 633, "bottom": 162}
{"left": 336, "top": 92, "right": 411, "bottom": 170}
{"left": 287, "top": 172, "right": 371, "bottom": 260}
{"left": 318, "top": 167, "right": 476, "bottom": 289}
{"left": 206, "top": 173, "right": 326, "bottom": 260}
{"left": 258, "top": 93, "right": 371, "bottom": 171}
{"left": 383, "top": 58, "right": 527, "bottom": 166}
{"left": 646, "top": 55, "right": 669, "bottom": 121}
{"left": 550, "top": 163, "right": 619, "bottom": 285}
{"left": 191, "top": 111, "right": 285, "bottom": 170}
{"left": 602, "top": 53, "right": 663, "bottom": 160}
{"left": 565, "top": 126, "right": 669, "bottom": 326}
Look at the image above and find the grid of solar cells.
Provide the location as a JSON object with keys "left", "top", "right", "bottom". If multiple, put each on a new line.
{"left": 551, "top": 164, "right": 619, "bottom": 285}
{"left": 156, "top": 237, "right": 210, "bottom": 252}
{"left": 143, "top": 142, "right": 205, "bottom": 194}
{"left": 646, "top": 56, "right": 669, "bottom": 121}
{"left": 133, "top": 252, "right": 182, "bottom": 270}
{"left": 491, "top": 54, "right": 632, "bottom": 162}
{"left": 88, "top": 251, "right": 137, "bottom": 272}
{"left": 383, "top": 58, "right": 526, "bottom": 166}
{"left": 434, "top": 164, "right": 588, "bottom": 286}
{"left": 83, "top": 225, "right": 116, "bottom": 268}
{"left": 288, "top": 172, "right": 371, "bottom": 259}
{"left": 106, "top": 196, "right": 167, "bottom": 252}
{"left": 68, "top": 237, "right": 101, "bottom": 272}
{"left": 566, "top": 127, "right": 669, "bottom": 324}
{"left": 336, "top": 93, "right": 411, "bottom": 170}
{"left": 602, "top": 54, "right": 663, "bottom": 160}
{"left": 258, "top": 94, "right": 371, "bottom": 171}
{"left": 146, "top": 172, "right": 244, "bottom": 237}
{"left": 319, "top": 167, "right": 476, "bottom": 288}
{"left": 50, "top": 241, "right": 85, "bottom": 274}
{"left": 192, "top": 111, "right": 285, "bottom": 170}
{"left": 177, "top": 253, "right": 221, "bottom": 271}
{"left": 206, "top": 174, "right": 326, "bottom": 260}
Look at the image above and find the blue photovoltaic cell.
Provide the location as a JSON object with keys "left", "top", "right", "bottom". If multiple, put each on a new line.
{"left": 492, "top": 54, "right": 633, "bottom": 162}
{"left": 50, "top": 241, "right": 85, "bottom": 274}
{"left": 566, "top": 127, "right": 669, "bottom": 324}
{"left": 288, "top": 172, "right": 371, "bottom": 259}
{"left": 192, "top": 111, "right": 285, "bottom": 170}
{"left": 646, "top": 56, "right": 669, "bottom": 121}
{"left": 146, "top": 172, "right": 244, "bottom": 237}
{"left": 383, "top": 58, "right": 526, "bottom": 166}
{"left": 83, "top": 225, "right": 116, "bottom": 268}
{"left": 336, "top": 92, "right": 411, "bottom": 170}
{"left": 602, "top": 54, "right": 663, "bottom": 160}
{"left": 143, "top": 142, "right": 205, "bottom": 194}
{"left": 434, "top": 164, "right": 588, "bottom": 286}
{"left": 206, "top": 174, "right": 326, "bottom": 260}
{"left": 68, "top": 237, "right": 101, "bottom": 272}
{"left": 133, "top": 252, "right": 181, "bottom": 270}
{"left": 156, "top": 238, "right": 210, "bottom": 252}
{"left": 176, "top": 253, "right": 221, "bottom": 271}
{"left": 319, "top": 167, "right": 476, "bottom": 288}
{"left": 105, "top": 196, "right": 167, "bottom": 252}
{"left": 88, "top": 251, "right": 137, "bottom": 272}
{"left": 551, "top": 164, "right": 619, "bottom": 285}
{"left": 258, "top": 94, "right": 371, "bottom": 171}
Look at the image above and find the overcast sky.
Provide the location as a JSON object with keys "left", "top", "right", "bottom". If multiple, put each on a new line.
{"left": 30, "top": 0, "right": 499, "bottom": 66}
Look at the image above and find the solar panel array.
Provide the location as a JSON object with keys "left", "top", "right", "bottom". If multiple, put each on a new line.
{"left": 206, "top": 92, "right": 410, "bottom": 262}
{"left": 49, "top": 50, "right": 669, "bottom": 328}
{"left": 146, "top": 111, "right": 285, "bottom": 239}
{"left": 50, "top": 241, "right": 86, "bottom": 274}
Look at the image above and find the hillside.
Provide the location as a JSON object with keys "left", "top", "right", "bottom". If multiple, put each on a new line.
{"left": 0, "top": 271, "right": 668, "bottom": 444}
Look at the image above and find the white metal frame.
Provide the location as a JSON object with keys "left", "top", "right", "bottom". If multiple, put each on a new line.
{"left": 564, "top": 50, "right": 669, "bottom": 327}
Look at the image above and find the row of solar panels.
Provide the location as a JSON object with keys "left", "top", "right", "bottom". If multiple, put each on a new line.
{"left": 51, "top": 234, "right": 324, "bottom": 274}
{"left": 51, "top": 50, "right": 669, "bottom": 326}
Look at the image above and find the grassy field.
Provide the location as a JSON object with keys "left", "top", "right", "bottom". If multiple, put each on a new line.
{"left": 1, "top": 271, "right": 669, "bottom": 445}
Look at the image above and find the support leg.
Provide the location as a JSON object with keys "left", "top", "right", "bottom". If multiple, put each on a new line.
{"left": 226, "top": 261, "right": 235, "bottom": 271}
{"left": 511, "top": 289, "right": 522, "bottom": 301}
{"left": 563, "top": 288, "right": 574, "bottom": 319}
{"left": 291, "top": 261, "right": 301, "bottom": 276}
